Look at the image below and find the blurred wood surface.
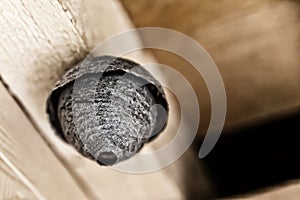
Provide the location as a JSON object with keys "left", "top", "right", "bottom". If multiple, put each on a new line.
{"left": 121, "top": 0, "right": 300, "bottom": 132}
{"left": 0, "top": 0, "right": 211, "bottom": 199}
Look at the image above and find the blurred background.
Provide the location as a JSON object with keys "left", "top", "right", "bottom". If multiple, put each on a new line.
{"left": 120, "top": 0, "right": 300, "bottom": 198}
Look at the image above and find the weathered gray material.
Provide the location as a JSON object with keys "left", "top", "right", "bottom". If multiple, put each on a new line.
{"left": 47, "top": 56, "right": 168, "bottom": 165}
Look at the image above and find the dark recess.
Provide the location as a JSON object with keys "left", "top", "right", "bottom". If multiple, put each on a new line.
{"left": 201, "top": 111, "right": 300, "bottom": 197}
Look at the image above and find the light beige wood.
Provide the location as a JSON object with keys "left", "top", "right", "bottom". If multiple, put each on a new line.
{"left": 0, "top": 156, "right": 36, "bottom": 200}
{"left": 0, "top": 0, "right": 211, "bottom": 199}
{"left": 0, "top": 83, "right": 87, "bottom": 199}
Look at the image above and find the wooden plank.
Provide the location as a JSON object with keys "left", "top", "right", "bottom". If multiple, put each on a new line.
{"left": 0, "top": 83, "right": 87, "bottom": 199}
{"left": 57, "top": 0, "right": 156, "bottom": 63}
{"left": 0, "top": 0, "right": 211, "bottom": 199}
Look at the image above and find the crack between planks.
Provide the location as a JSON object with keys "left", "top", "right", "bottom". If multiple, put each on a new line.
{"left": 0, "top": 74, "right": 100, "bottom": 200}
{"left": 56, "top": 0, "right": 89, "bottom": 52}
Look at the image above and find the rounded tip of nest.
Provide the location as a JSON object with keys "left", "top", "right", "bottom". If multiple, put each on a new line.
{"left": 97, "top": 151, "right": 118, "bottom": 166}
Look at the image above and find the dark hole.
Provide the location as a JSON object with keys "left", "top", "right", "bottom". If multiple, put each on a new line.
{"left": 201, "top": 110, "right": 300, "bottom": 197}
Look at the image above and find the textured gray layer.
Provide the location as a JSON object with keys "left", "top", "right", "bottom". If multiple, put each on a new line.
{"left": 52, "top": 55, "right": 165, "bottom": 97}
{"left": 58, "top": 73, "right": 158, "bottom": 164}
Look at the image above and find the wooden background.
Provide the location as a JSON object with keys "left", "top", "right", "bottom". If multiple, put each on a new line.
{"left": 0, "top": 0, "right": 300, "bottom": 199}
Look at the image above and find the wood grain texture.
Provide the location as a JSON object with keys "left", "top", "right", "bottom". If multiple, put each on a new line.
{"left": 0, "top": 83, "right": 87, "bottom": 199}
{"left": 0, "top": 0, "right": 211, "bottom": 199}
{"left": 120, "top": 0, "right": 300, "bottom": 131}
{"left": 0, "top": 156, "right": 36, "bottom": 200}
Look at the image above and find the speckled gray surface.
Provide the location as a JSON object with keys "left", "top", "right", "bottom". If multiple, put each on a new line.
{"left": 47, "top": 56, "right": 168, "bottom": 165}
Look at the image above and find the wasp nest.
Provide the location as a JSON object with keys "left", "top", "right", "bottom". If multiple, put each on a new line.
{"left": 46, "top": 56, "right": 168, "bottom": 165}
